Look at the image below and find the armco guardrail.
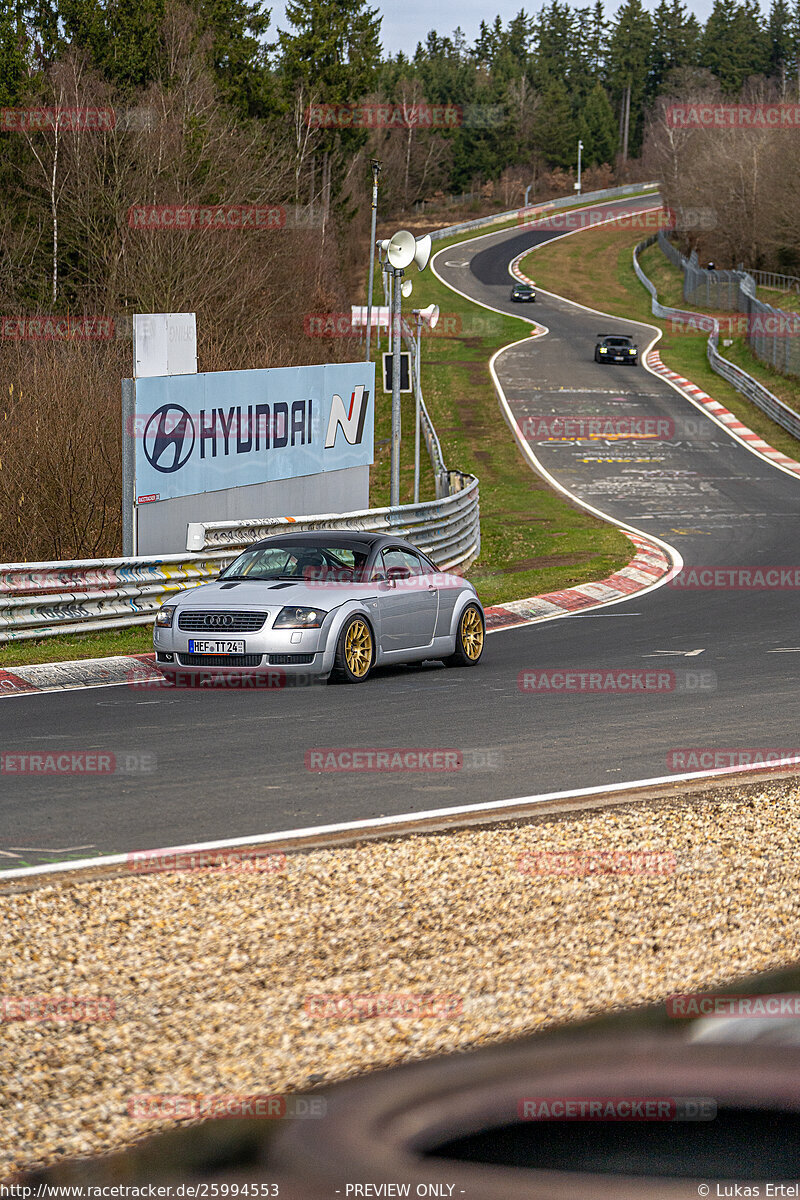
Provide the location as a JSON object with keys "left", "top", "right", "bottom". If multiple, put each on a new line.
{"left": 186, "top": 475, "right": 480, "bottom": 567}
{"left": 0, "top": 553, "right": 235, "bottom": 643}
{"left": 660, "top": 229, "right": 800, "bottom": 380}
{"left": 0, "top": 481, "right": 480, "bottom": 643}
{"left": 429, "top": 181, "right": 659, "bottom": 242}
{"left": 634, "top": 234, "right": 800, "bottom": 442}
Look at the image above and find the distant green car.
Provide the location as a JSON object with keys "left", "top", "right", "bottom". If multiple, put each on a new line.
{"left": 510, "top": 282, "right": 536, "bottom": 302}
{"left": 595, "top": 333, "right": 638, "bottom": 364}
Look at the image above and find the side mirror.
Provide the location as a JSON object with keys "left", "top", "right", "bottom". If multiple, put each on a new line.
{"left": 386, "top": 565, "right": 411, "bottom": 581}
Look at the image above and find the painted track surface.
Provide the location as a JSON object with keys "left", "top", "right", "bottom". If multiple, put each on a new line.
{"left": 3, "top": 197, "right": 800, "bottom": 869}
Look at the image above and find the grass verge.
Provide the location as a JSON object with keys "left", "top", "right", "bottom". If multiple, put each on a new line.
{"left": 0, "top": 625, "right": 155, "bottom": 668}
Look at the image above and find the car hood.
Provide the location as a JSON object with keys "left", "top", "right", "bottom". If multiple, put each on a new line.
{"left": 172, "top": 580, "right": 372, "bottom": 610}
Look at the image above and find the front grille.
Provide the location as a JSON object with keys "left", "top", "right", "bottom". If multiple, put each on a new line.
{"left": 178, "top": 611, "right": 267, "bottom": 633}
{"left": 269, "top": 654, "right": 315, "bottom": 665}
{"left": 178, "top": 653, "right": 263, "bottom": 667}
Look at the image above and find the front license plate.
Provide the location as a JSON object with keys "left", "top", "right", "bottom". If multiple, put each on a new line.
{"left": 189, "top": 639, "right": 246, "bottom": 654}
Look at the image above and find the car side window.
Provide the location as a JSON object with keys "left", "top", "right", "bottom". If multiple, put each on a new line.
{"left": 383, "top": 548, "right": 424, "bottom": 576}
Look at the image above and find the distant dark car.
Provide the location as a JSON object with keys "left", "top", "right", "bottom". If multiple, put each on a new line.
{"left": 510, "top": 282, "right": 536, "bottom": 302}
{"left": 595, "top": 333, "right": 638, "bottom": 364}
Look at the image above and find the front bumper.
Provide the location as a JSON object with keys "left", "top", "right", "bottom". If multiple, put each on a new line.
{"left": 153, "top": 623, "right": 336, "bottom": 679}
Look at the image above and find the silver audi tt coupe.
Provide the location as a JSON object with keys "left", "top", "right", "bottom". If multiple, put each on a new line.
{"left": 153, "top": 531, "right": 485, "bottom": 684}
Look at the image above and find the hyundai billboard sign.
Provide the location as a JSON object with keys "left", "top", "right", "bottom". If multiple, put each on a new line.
{"left": 134, "top": 362, "right": 374, "bottom": 504}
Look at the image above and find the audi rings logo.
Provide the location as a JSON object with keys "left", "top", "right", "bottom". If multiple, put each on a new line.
{"left": 204, "top": 614, "right": 234, "bottom": 628}
{"left": 143, "top": 404, "right": 195, "bottom": 473}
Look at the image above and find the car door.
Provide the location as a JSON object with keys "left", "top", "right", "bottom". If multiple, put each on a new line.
{"left": 373, "top": 547, "right": 439, "bottom": 652}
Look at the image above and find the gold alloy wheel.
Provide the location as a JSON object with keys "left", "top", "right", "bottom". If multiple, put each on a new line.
{"left": 344, "top": 619, "right": 373, "bottom": 677}
{"left": 460, "top": 606, "right": 484, "bottom": 660}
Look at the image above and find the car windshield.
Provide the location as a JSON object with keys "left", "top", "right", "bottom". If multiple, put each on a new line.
{"left": 515, "top": 285, "right": 532, "bottom": 292}
{"left": 605, "top": 337, "right": 632, "bottom": 346}
{"left": 219, "top": 540, "right": 371, "bottom": 582}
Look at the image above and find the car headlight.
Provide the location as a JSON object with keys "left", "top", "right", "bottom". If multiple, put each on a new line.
{"left": 628, "top": 348, "right": 636, "bottom": 354}
{"left": 155, "top": 605, "right": 176, "bottom": 628}
{"left": 599, "top": 347, "right": 607, "bottom": 353}
{"left": 274, "top": 606, "right": 328, "bottom": 629}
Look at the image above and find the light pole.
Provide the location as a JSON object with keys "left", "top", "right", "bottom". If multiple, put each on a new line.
{"left": 411, "top": 304, "right": 439, "bottom": 503}
{"left": 390, "top": 263, "right": 403, "bottom": 506}
{"left": 365, "top": 160, "right": 381, "bottom": 363}
{"left": 524, "top": 183, "right": 533, "bottom": 208}
{"left": 576, "top": 139, "right": 583, "bottom": 195}
{"left": 384, "top": 230, "right": 432, "bottom": 507}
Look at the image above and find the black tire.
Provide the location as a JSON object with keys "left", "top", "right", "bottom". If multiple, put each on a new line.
{"left": 594, "top": 350, "right": 602, "bottom": 363}
{"left": 444, "top": 603, "right": 485, "bottom": 668}
{"left": 330, "top": 615, "right": 374, "bottom": 684}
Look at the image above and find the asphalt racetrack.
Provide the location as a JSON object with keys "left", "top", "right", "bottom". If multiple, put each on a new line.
{"left": 3, "top": 196, "right": 799, "bottom": 867}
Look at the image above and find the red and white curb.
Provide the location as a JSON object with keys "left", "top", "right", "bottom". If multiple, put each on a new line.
{"left": 646, "top": 349, "right": 800, "bottom": 476}
{"left": 0, "top": 653, "right": 160, "bottom": 698}
{"left": 484, "top": 532, "right": 671, "bottom": 631}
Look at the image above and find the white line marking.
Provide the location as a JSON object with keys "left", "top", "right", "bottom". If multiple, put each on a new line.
{"left": 8, "top": 845, "right": 96, "bottom": 852}
{"left": 3, "top": 762, "right": 799, "bottom": 882}
{"left": 642, "top": 649, "right": 706, "bottom": 657}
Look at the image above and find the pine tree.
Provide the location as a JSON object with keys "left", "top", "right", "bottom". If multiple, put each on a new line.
{"left": 0, "top": 0, "right": 27, "bottom": 105}
{"left": 279, "top": 0, "right": 382, "bottom": 105}
{"left": 768, "top": 0, "right": 795, "bottom": 90}
{"left": 580, "top": 80, "right": 617, "bottom": 163}
{"left": 700, "top": 0, "right": 770, "bottom": 91}
{"left": 534, "top": 74, "right": 579, "bottom": 165}
{"left": 607, "top": 0, "right": 653, "bottom": 157}
{"left": 649, "top": 0, "right": 700, "bottom": 97}
{"left": 191, "top": 0, "right": 271, "bottom": 114}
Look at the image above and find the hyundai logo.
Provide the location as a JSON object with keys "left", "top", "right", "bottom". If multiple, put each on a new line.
{"left": 203, "top": 614, "right": 233, "bottom": 627}
{"left": 143, "top": 404, "right": 196, "bottom": 473}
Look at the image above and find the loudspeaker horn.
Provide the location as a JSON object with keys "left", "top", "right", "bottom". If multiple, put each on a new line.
{"left": 387, "top": 230, "right": 416, "bottom": 269}
{"left": 401, "top": 279, "right": 413, "bottom": 298}
{"left": 413, "top": 233, "right": 432, "bottom": 272}
{"left": 419, "top": 303, "right": 439, "bottom": 328}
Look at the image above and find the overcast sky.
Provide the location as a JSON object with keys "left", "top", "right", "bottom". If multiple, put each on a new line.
{"left": 272, "top": 0, "right": 727, "bottom": 59}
